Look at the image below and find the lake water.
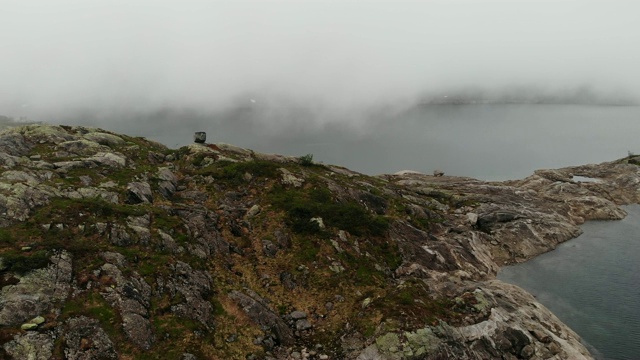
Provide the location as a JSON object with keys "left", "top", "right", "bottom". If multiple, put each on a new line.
{"left": 51, "top": 104, "right": 640, "bottom": 181}
{"left": 498, "top": 205, "right": 640, "bottom": 360}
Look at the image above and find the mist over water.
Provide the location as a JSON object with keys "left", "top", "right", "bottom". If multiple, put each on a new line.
{"left": 2, "top": 1, "right": 640, "bottom": 119}
{"left": 35, "top": 103, "right": 640, "bottom": 181}
{"left": 3, "top": 1, "right": 640, "bottom": 179}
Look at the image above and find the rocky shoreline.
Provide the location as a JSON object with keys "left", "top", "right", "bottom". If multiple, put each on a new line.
{"left": 0, "top": 124, "right": 638, "bottom": 359}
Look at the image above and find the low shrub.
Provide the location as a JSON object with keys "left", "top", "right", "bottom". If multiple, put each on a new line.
{"left": 269, "top": 186, "right": 389, "bottom": 237}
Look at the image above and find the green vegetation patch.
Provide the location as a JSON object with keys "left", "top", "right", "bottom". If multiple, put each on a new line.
{"left": 195, "top": 160, "right": 280, "bottom": 186}
{"left": 269, "top": 186, "right": 389, "bottom": 237}
{"left": 298, "top": 154, "right": 314, "bottom": 166}
{"left": 31, "top": 197, "right": 146, "bottom": 225}
{"left": 0, "top": 249, "right": 50, "bottom": 274}
{"left": 372, "top": 281, "right": 463, "bottom": 328}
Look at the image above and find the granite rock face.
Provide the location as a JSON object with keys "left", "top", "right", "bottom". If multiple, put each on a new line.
{"left": 1, "top": 124, "right": 639, "bottom": 359}
{"left": 0, "top": 251, "right": 72, "bottom": 326}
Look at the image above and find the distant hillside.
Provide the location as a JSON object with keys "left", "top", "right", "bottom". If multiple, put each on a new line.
{"left": 421, "top": 86, "right": 638, "bottom": 106}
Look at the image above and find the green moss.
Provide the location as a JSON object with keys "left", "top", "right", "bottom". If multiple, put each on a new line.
{"left": 62, "top": 291, "right": 119, "bottom": 337}
{"left": 152, "top": 210, "right": 183, "bottom": 231}
{"left": 212, "top": 298, "right": 226, "bottom": 317}
{"left": 355, "top": 264, "right": 381, "bottom": 286}
{"left": 194, "top": 160, "right": 280, "bottom": 186}
{"left": 269, "top": 186, "right": 389, "bottom": 237}
{"left": 32, "top": 197, "right": 146, "bottom": 225}
{"left": 0, "top": 229, "right": 14, "bottom": 245}
{"left": 0, "top": 250, "right": 50, "bottom": 274}
{"left": 295, "top": 236, "right": 320, "bottom": 262}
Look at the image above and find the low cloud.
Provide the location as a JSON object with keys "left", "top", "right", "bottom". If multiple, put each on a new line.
{"left": 1, "top": 0, "right": 638, "bottom": 124}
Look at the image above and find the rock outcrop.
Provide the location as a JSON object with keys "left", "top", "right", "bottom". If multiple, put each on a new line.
{"left": 1, "top": 124, "right": 638, "bottom": 359}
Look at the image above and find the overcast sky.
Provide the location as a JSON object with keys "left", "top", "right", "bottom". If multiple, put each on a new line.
{"left": 1, "top": 0, "right": 639, "bottom": 119}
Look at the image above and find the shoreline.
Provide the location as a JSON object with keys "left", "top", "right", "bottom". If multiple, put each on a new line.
{"left": 1, "top": 124, "right": 639, "bottom": 358}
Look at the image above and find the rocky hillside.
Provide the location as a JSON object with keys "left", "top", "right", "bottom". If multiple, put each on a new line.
{"left": 0, "top": 124, "right": 638, "bottom": 359}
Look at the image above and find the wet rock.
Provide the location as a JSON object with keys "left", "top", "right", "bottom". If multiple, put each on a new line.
{"left": 126, "top": 182, "right": 153, "bottom": 204}
{"left": 0, "top": 152, "right": 27, "bottom": 167}
{"left": 19, "top": 124, "right": 75, "bottom": 144}
{"left": 225, "top": 334, "right": 238, "bottom": 343}
{"left": 329, "top": 262, "right": 345, "bottom": 273}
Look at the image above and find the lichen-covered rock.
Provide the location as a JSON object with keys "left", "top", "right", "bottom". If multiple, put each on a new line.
{"left": 88, "top": 152, "right": 127, "bottom": 167}
{"left": 56, "top": 139, "right": 110, "bottom": 156}
{"left": 0, "top": 132, "right": 31, "bottom": 156}
{"left": 126, "top": 182, "right": 153, "bottom": 204}
{"left": 163, "top": 261, "right": 214, "bottom": 327}
{"left": 279, "top": 168, "right": 304, "bottom": 187}
{"left": 3, "top": 332, "right": 54, "bottom": 360}
{"left": 109, "top": 224, "right": 132, "bottom": 246}
{"left": 157, "top": 167, "right": 178, "bottom": 199}
{"left": 0, "top": 251, "right": 72, "bottom": 326}
{"left": 170, "top": 206, "right": 229, "bottom": 257}
{"left": 262, "top": 240, "right": 278, "bottom": 257}
{"left": 122, "top": 312, "right": 154, "bottom": 350}
{"left": 82, "top": 131, "right": 125, "bottom": 147}
{"left": 229, "top": 290, "right": 294, "bottom": 346}
{"left": 64, "top": 316, "right": 118, "bottom": 359}
{"left": 99, "top": 255, "right": 154, "bottom": 349}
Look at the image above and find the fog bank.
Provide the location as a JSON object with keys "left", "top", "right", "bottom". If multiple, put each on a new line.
{"left": 2, "top": 0, "right": 639, "bottom": 124}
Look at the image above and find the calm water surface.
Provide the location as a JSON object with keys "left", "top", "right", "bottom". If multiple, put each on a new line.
{"left": 53, "top": 104, "right": 640, "bottom": 180}
{"left": 498, "top": 205, "right": 640, "bottom": 360}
